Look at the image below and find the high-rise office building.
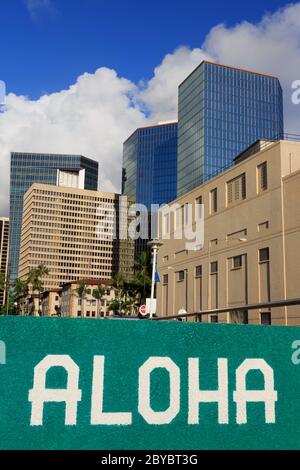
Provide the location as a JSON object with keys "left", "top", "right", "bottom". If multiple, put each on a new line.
{"left": 122, "top": 122, "right": 178, "bottom": 209}
{"left": 0, "top": 218, "right": 9, "bottom": 305}
{"left": 19, "top": 184, "right": 134, "bottom": 291}
{"left": 177, "top": 61, "right": 284, "bottom": 196}
{"left": 122, "top": 122, "right": 178, "bottom": 258}
{"left": 9, "top": 153, "right": 99, "bottom": 281}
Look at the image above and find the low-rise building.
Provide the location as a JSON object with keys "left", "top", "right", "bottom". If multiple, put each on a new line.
{"left": 60, "top": 280, "right": 115, "bottom": 318}
{"left": 157, "top": 139, "right": 300, "bottom": 326}
{"left": 41, "top": 289, "right": 62, "bottom": 316}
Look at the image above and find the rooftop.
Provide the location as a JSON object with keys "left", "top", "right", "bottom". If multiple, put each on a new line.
{"left": 179, "top": 60, "right": 280, "bottom": 88}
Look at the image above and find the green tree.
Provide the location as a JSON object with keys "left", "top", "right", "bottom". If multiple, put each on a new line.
{"left": 11, "top": 278, "right": 29, "bottom": 315}
{"left": 27, "top": 265, "right": 49, "bottom": 316}
{"left": 134, "top": 251, "right": 151, "bottom": 305}
{"left": 111, "top": 273, "right": 126, "bottom": 315}
{"left": 76, "top": 281, "right": 88, "bottom": 318}
{"left": 28, "top": 264, "right": 49, "bottom": 293}
{"left": 92, "top": 284, "right": 106, "bottom": 318}
{"left": 0, "top": 273, "right": 7, "bottom": 315}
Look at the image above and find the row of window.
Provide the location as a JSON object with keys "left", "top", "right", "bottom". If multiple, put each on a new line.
{"left": 163, "top": 248, "right": 270, "bottom": 284}
{"left": 208, "top": 311, "right": 271, "bottom": 325}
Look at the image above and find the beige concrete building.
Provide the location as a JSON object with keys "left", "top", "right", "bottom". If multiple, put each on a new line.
{"left": 157, "top": 140, "right": 300, "bottom": 326}
{"left": 41, "top": 289, "right": 62, "bottom": 316}
{"left": 19, "top": 185, "right": 134, "bottom": 290}
{"left": 0, "top": 217, "right": 9, "bottom": 305}
{"left": 60, "top": 280, "right": 114, "bottom": 318}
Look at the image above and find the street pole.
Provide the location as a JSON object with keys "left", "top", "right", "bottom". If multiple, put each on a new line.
{"left": 150, "top": 246, "right": 157, "bottom": 319}
{"left": 148, "top": 240, "right": 163, "bottom": 319}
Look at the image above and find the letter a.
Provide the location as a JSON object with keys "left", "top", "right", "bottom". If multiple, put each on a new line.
{"left": 233, "top": 359, "right": 278, "bottom": 424}
{"left": 28, "top": 355, "right": 82, "bottom": 426}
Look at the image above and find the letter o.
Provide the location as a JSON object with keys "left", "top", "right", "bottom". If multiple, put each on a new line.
{"left": 138, "top": 357, "right": 180, "bottom": 425}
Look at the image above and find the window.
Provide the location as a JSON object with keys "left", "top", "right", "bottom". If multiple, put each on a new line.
{"left": 184, "top": 203, "right": 190, "bottom": 224}
{"left": 258, "top": 162, "right": 268, "bottom": 191}
{"left": 230, "top": 311, "right": 248, "bottom": 324}
{"left": 210, "top": 261, "right": 218, "bottom": 274}
{"left": 163, "top": 212, "right": 169, "bottom": 236}
{"left": 227, "top": 173, "right": 246, "bottom": 204}
{"left": 210, "top": 315, "right": 218, "bottom": 323}
{"left": 163, "top": 274, "right": 168, "bottom": 285}
{"left": 195, "top": 265, "right": 202, "bottom": 277}
{"left": 175, "top": 206, "right": 183, "bottom": 229}
{"left": 177, "top": 270, "right": 185, "bottom": 282}
{"left": 232, "top": 255, "right": 242, "bottom": 269}
{"left": 259, "top": 248, "right": 269, "bottom": 263}
{"left": 195, "top": 196, "right": 203, "bottom": 219}
{"left": 210, "top": 188, "right": 217, "bottom": 214}
{"left": 261, "top": 312, "right": 271, "bottom": 325}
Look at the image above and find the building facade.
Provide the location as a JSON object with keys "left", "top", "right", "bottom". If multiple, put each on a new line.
{"left": 60, "top": 280, "right": 114, "bottom": 318}
{"left": 122, "top": 122, "right": 178, "bottom": 209}
{"left": 0, "top": 218, "right": 9, "bottom": 305}
{"left": 9, "top": 152, "right": 99, "bottom": 281}
{"left": 177, "top": 61, "right": 284, "bottom": 197}
{"left": 122, "top": 122, "right": 178, "bottom": 258}
{"left": 41, "top": 290, "right": 62, "bottom": 317}
{"left": 19, "top": 185, "right": 134, "bottom": 291}
{"left": 157, "top": 139, "right": 300, "bottom": 326}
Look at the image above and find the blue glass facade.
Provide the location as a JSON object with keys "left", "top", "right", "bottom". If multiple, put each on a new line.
{"left": 122, "top": 123, "right": 178, "bottom": 209}
{"left": 9, "top": 153, "right": 99, "bottom": 281}
{"left": 177, "top": 61, "right": 284, "bottom": 196}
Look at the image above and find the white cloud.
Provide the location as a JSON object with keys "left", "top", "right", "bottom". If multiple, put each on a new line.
{"left": 203, "top": 3, "right": 300, "bottom": 133}
{"left": 1, "top": 2, "right": 300, "bottom": 216}
{"left": 0, "top": 69, "right": 147, "bottom": 215}
{"left": 137, "top": 46, "right": 211, "bottom": 122}
{"left": 25, "top": 0, "right": 57, "bottom": 21}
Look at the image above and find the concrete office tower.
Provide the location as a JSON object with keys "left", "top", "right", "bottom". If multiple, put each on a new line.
{"left": 9, "top": 153, "right": 99, "bottom": 281}
{"left": 177, "top": 61, "right": 284, "bottom": 197}
{"left": 0, "top": 218, "right": 9, "bottom": 305}
{"left": 19, "top": 184, "right": 134, "bottom": 291}
{"left": 157, "top": 139, "right": 300, "bottom": 326}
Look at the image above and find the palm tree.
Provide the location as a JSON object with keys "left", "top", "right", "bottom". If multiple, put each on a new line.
{"left": 93, "top": 284, "right": 106, "bottom": 318}
{"left": 134, "top": 252, "right": 151, "bottom": 305}
{"left": 27, "top": 265, "right": 49, "bottom": 316}
{"left": 11, "top": 278, "right": 29, "bottom": 315}
{"left": 108, "top": 298, "right": 123, "bottom": 316}
{"left": 76, "top": 281, "right": 88, "bottom": 318}
{"left": 0, "top": 273, "right": 7, "bottom": 315}
{"left": 111, "top": 273, "right": 126, "bottom": 316}
{"left": 28, "top": 264, "right": 49, "bottom": 289}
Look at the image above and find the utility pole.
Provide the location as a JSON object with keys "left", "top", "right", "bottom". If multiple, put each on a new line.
{"left": 148, "top": 240, "right": 163, "bottom": 319}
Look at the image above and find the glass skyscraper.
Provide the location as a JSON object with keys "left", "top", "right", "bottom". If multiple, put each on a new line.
{"left": 177, "top": 61, "right": 284, "bottom": 196}
{"left": 9, "top": 153, "right": 99, "bottom": 281}
{"left": 122, "top": 122, "right": 178, "bottom": 209}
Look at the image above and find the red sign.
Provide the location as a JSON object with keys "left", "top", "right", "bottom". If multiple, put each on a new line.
{"left": 139, "top": 305, "right": 147, "bottom": 316}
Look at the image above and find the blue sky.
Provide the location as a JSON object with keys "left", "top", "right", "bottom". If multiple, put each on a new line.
{"left": 1, "top": 0, "right": 300, "bottom": 215}
{"left": 0, "top": 0, "right": 292, "bottom": 98}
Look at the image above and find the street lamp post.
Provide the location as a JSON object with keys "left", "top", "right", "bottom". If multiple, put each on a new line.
{"left": 148, "top": 240, "right": 163, "bottom": 319}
